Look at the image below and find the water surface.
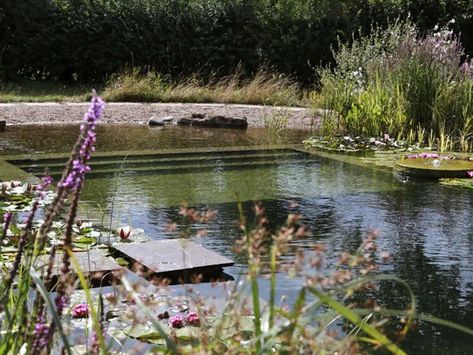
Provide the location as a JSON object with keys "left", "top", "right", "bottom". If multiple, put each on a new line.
{"left": 1, "top": 124, "right": 473, "bottom": 353}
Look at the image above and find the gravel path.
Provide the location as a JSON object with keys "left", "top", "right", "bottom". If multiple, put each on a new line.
{"left": 0, "top": 102, "right": 321, "bottom": 129}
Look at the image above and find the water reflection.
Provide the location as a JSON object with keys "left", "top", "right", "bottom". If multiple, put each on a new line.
{"left": 0, "top": 124, "right": 311, "bottom": 155}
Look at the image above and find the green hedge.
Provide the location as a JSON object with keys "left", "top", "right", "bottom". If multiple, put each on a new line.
{"left": 1, "top": 0, "right": 471, "bottom": 83}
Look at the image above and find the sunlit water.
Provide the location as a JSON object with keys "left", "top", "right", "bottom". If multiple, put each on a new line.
{"left": 2, "top": 124, "right": 473, "bottom": 353}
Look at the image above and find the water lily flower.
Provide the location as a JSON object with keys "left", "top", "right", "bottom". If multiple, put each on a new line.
{"left": 170, "top": 315, "right": 184, "bottom": 328}
{"left": 187, "top": 311, "right": 200, "bottom": 326}
{"left": 71, "top": 303, "right": 89, "bottom": 318}
{"left": 118, "top": 226, "right": 132, "bottom": 240}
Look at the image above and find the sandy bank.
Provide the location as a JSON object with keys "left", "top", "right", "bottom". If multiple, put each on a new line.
{"left": 0, "top": 102, "right": 321, "bottom": 129}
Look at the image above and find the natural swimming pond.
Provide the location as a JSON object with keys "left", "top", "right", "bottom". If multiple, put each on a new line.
{"left": 1, "top": 124, "right": 473, "bottom": 353}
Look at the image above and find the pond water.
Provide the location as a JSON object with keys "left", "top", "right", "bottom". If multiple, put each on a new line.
{"left": 1, "top": 124, "right": 473, "bottom": 353}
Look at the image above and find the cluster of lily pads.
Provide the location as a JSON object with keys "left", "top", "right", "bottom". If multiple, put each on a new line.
{"left": 303, "top": 134, "right": 419, "bottom": 153}
{"left": 1, "top": 180, "right": 148, "bottom": 252}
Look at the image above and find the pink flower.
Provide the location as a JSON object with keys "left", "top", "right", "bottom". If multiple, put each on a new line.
{"left": 467, "top": 171, "right": 473, "bottom": 178}
{"left": 71, "top": 303, "right": 89, "bottom": 318}
{"left": 170, "top": 315, "right": 184, "bottom": 328}
{"left": 187, "top": 311, "right": 200, "bottom": 326}
{"left": 118, "top": 226, "right": 132, "bottom": 240}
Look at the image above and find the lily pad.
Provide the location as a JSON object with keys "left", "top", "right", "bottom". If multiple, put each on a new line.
{"left": 175, "top": 327, "right": 200, "bottom": 341}
{"left": 395, "top": 158, "right": 473, "bottom": 179}
{"left": 124, "top": 323, "right": 172, "bottom": 343}
{"left": 73, "top": 236, "right": 97, "bottom": 249}
{"left": 440, "top": 178, "right": 473, "bottom": 189}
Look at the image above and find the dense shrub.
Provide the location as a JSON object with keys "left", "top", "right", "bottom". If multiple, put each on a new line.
{"left": 0, "top": 0, "right": 471, "bottom": 84}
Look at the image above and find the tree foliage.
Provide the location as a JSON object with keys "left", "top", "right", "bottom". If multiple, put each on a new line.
{"left": 0, "top": 0, "right": 471, "bottom": 83}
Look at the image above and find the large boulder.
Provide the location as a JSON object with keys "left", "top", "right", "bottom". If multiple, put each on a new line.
{"left": 176, "top": 117, "right": 192, "bottom": 125}
{"left": 191, "top": 115, "right": 248, "bottom": 129}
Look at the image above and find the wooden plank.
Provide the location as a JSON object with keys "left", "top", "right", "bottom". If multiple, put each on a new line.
{"left": 41, "top": 249, "right": 122, "bottom": 275}
{"left": 113, "top": 239, "right": 234, "bottom": 274}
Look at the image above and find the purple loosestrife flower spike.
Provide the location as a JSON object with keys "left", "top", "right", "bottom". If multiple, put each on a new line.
{"left": 61, "top": 92, "right": 104, "bottom": 191}
{"left": 50, "top": 92, "right": 105, "bottom": 345}
{"left": 1, "top": 212, "right": 12, "bottom": 242}
{"left": 32, "top": 323, "right": 50, "bottom": 349}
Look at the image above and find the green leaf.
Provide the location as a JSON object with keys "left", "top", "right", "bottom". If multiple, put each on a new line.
{"left": 308, "top": 286, "right": 406, "bottom": 355}
{"left": 115, "top": 257, "right": 129, "bottom": 266}
{"left": 175, "top": 327, "right": 199, "bottom": 341}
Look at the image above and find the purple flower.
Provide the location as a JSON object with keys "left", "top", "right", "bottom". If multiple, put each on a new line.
{"left": 3, "top": 212, "right": 12, "bottom": 228}
{"left": 467, "top": 171, "right": 473, "bottom": 178}
{"left": 35, "top": 176, "right": 53, "bottom": 198}
{"left": 71, "top": 303, "right": 89, "bottom": 318}
{"left": 187, "top": 311, "right": 200, "bottom": 326}
{"left": 33, "top": 323, "right": 50, "bottom": 348}
{"left": 170, "top": 315, "right": 184, "bottom": 328}
{"left": 61, "top": 93, "right": 104, "bottom": 191}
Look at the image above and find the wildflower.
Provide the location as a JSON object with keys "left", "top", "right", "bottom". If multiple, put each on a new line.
{"left": 187, "top": 311, "right": 200, "bottom": 326}
{"left": 61, "top": 93, "right": 104, "bottom": 191}
{"left": 33, "top": 323, "right": 50, "bottom": 348}
{"left": 467, "top": 171, "right": 473, "bottom": 178}
{"left": 2, "top": 212, "right": 12, "bottom": 240}
{"left": 55, "top": 295, "right": 68, "bottom": 316}
{"left": 170, "top": 314, "right": 184, "bottom": 328}
{"left": 71, "top": 303, "right": 89, "bottom": 318}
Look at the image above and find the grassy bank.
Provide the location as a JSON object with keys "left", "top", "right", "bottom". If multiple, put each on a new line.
{"left": 0, "top": 70, "right": 307, "bottom": 106}
{"left": 0, "top": 81, "right": 90, "bottom": 103}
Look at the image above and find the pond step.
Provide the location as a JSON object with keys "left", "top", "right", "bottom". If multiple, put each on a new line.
{"left": 44, "top": 157, "right": 316, "bottom": 178}
{"left": 112, "top": 239, "right": 234, "bottom": 283}
{"left": 8, "top": 148, "right": 296, "bottom": 167}
{"left": 16, "top": 150, "right": 304, "bottom": 173}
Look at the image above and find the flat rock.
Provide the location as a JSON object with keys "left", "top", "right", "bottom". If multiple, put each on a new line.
{"left": 113, "top": 239, "right": 234, "bottom": 274}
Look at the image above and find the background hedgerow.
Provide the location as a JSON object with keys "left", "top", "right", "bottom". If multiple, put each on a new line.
{"left": 1, "top": 0, "right": 472, "bottom": 84}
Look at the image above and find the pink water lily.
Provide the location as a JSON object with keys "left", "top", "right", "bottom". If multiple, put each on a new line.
{"left": 170, "top": 314, "right": 184, "bottom": 328}
{"left": 187, "top": 311, "right": 200, "bottom": 326}
{"left": 118, "top": 226, "right": 132, "bottom": 240}
{"left": 406, "top": 153, "right": 451, "bottom": 160}
{"left": 71, "top": 303, "right": 89, "bottom": 318}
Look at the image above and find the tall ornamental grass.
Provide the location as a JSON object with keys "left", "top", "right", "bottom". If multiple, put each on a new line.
{"left": 102, "top": 67, "right": 303, "bottom": 106}
{"left": 316, "top": 20, "right": 473, "bottom": 150}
